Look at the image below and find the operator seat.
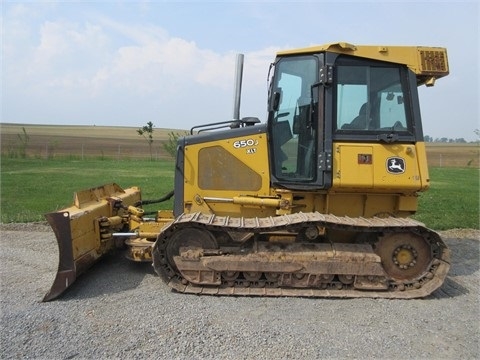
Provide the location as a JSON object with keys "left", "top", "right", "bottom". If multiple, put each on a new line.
{"left": 342, "top": 103, "right": 368, "bottom": 130}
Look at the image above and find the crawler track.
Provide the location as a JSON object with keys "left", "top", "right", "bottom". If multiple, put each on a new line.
{"left": 152, "top": 212, "right": 450, "bottom": 299}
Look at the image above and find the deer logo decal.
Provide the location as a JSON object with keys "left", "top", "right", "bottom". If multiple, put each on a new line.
{"left": 386, "top": 157, "right": 405, "bottom": 174}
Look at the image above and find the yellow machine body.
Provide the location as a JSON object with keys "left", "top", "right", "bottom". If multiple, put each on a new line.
{"left": 44, "top": 42, "right": 450, "bottom": 301}
{"left": 180, "top": 136, "right": 430, "bottom": 218}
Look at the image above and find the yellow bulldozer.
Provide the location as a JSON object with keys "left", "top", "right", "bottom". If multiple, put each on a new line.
{"left": 43, "top": 42, "right": 450, "bottom": 301}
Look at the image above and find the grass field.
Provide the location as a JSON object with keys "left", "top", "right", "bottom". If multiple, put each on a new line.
{"left": 1, "top": 123, "right": 479, "bottom": 229}
{"left": 412, "top": 167, "right": 479, "bottom": 229}
{"left": 1, "top": 156, "right": 478, "bottom": 229}
{"left": 1, "top": 157, "right": 175, "bottom": 223}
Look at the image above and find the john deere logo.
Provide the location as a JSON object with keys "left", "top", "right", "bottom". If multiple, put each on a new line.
{"left": 386, "top": 157, "right": 405, "bottom": 174}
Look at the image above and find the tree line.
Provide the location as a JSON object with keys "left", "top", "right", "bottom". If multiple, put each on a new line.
{"left": 423, "top": 136, "right": 470, "bottom": 143}
{"left": 424, "top": 129, "right": 479, "bottom": 143}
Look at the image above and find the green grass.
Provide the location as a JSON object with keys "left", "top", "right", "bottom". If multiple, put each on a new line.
{"left": 1, "top": 157, "right": 479, "bottom": 230}
{"left": 0, "top": 157, "right": 175, "bottom": 223}
{"left": 413, "top": 167, "right": 479, "bottom": 230}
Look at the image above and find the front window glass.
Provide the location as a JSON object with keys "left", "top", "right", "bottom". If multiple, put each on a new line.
{"left": 336, "top": 66, "right": 409, "bottom": 132}
{"left": 270, "top": 56, "right": 317, "bottom": 180}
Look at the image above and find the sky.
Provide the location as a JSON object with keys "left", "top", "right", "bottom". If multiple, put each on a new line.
{"left": 2, "top": 1, "right": 479, "bottom": 141}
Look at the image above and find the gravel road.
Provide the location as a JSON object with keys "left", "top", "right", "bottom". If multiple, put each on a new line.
{"left": 1, "top": 223, "right": 478, "bottom": 360}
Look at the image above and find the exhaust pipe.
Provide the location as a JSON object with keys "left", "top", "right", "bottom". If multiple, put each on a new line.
{"left": 232, "top": 53, "right": 244, "bottom": 121}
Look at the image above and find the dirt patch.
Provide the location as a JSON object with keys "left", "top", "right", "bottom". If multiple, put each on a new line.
{"left": 2, "top": 123, "right": 479, "bottom": 166}
{"left": 0, "top": 123, "right": 184, "bottom": 160}
{"left": 426, "top": 143, "right": 480, "bottom": 167}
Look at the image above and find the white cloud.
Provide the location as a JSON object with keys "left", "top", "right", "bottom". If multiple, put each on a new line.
{"left": 34, "top": 21, "right": 70, "bottom": 66}
{"left": 3, "top": 2, "right": 477, "bottom": 139}
{"left": 195, "top": 51, "right": 236, "bottom": 88}
{"left": 3, "top": 8, "right": 270, "bottom": 127}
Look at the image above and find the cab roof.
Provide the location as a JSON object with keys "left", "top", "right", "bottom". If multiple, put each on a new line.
{"left": 277, "top": 42, "right": 449, "bottom": 86}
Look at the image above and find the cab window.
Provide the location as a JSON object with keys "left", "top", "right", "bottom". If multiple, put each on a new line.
{"left": 336, "top": 65, "right": 409, "bottom": 132}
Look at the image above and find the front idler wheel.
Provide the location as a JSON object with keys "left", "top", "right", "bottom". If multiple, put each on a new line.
{"left": 165, "top": 227, "right": 218, "bottom": 272}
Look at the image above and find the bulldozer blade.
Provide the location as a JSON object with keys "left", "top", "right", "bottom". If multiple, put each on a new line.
{"left": 43, "top": 211, "right": 77, "bottom": 302}
{"left": 43, "top": 183, "right": 141, "bottom": 301}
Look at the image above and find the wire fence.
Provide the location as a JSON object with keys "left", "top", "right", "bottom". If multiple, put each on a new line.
{"left": 1, "top": 136, "right": 172, "bottom": 161}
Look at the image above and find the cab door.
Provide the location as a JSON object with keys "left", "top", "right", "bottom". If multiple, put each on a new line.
{"left": 268, "top": 54, "right": 331, "bottom": 190}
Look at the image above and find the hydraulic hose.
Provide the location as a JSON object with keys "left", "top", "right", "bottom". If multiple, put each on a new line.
{"left": 134, "top": 190, "right": 174, "bottom": 207}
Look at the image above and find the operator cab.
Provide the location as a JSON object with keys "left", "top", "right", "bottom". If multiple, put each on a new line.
{"left": 267, "top": 48, "right": 424, "bottom": 190}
